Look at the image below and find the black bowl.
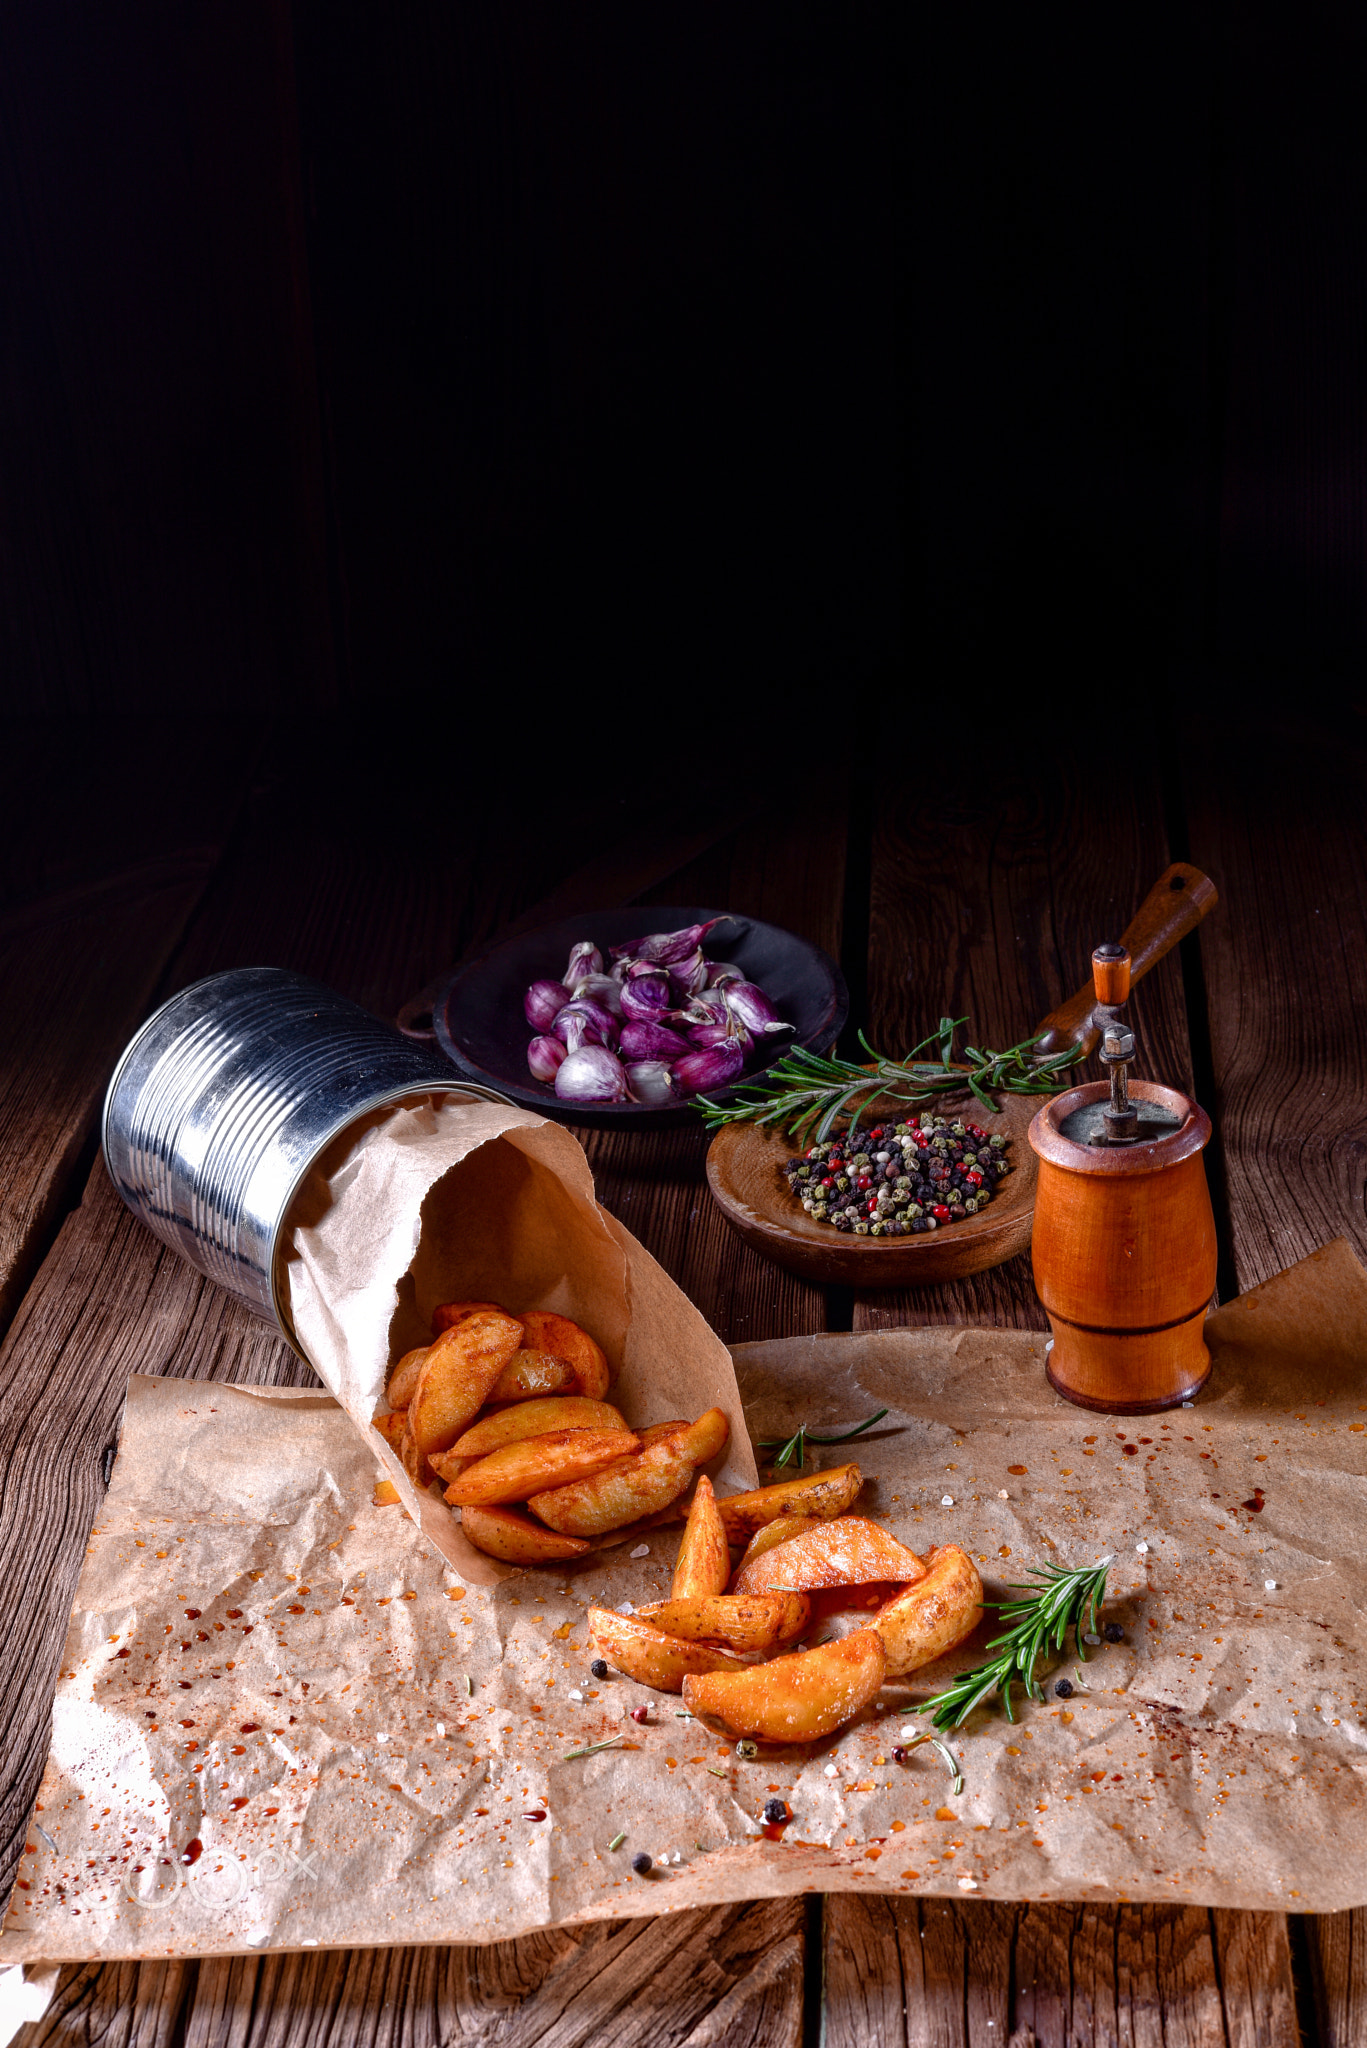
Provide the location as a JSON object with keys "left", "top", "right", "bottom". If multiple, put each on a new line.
{"left": 431, "top": 907, "right": 848, "bottom": 1129}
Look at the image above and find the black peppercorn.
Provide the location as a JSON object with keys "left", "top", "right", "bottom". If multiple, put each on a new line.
{"left": 1103, "top": 1622, "right": 1125, "bottom": 1643}
{"left": 1054, "top": 1678, "right": 1074, "bottom": 1698}
{"left": 631, "top": 1852, "right": 653, "bottom": 1875}
{"left": 891, "top": 1745, "right": 908, "bottom": 1763}
{"left": 590, "top": 1658, "right": 608, "bottom": 1679}
{"left": 762, "top": 1797, "right": 787, "bottom": 1824}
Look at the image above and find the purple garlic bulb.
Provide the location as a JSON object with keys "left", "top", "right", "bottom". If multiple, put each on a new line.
{"left": 619, "top": 972, "right": 672, "bottom": 1024}
{"left": 569, "top": 970, "right": 623, "bottom": 1014}
{"left": 672, "top": 1041, "right": 746, "bottom": 1095}
{"left": 624, "top": 1060, "right": 676, "bottom": 1106}
{"left": 619, "top": 1019, "right": 692, "bottom": 1062}
{"left": 554, "top": 1044, "right": 630, "bottom": 1103}
{"left": 688, "top": 1018, "right": 753, "bottom": 1053}
{"left": 611, "top": 916, "right": 734, "bottom": 967}
{"left": 723, "top": 981, "right": 791, "bottom": 1035}
{"left": 563, "top": 940, "right": 603, "bottom": 986}
{"left": 705, "top": 959, "right": 744, "bottom": 987}
{"left": 525, "top": 979, "right": 570, "bottom": 1032}
{"left": 553, "top": 997, "right": 617, "bottom": 1048}
{"left": 527, "top": 1035, "right": 568, "bottom": 1083}
{"left": 668, "top": 949, "right": 711, "bottom": 1001}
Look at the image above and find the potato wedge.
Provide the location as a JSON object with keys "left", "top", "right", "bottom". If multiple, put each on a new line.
{"left": 731, "top": 1516, "right": 926, "bottom": 1596}
{"left": 683, "top": 1631, "right": 886, "bottom": 1743}
{"left": 399, "top": 1418, "right": 434, "bottom": 1491}
{"left": 488, "top": 1350, "right": 580, "bottom": 1402}
{"left": 671, "top": 1474, "right": 730, "bottom": 1598}
{"left": 432, "top": 1299, "right": 518, "bottom": 1335}
{"left": 518, "top": 1311, "right": 610, "bottom": 1400}
{"left": 587, "top": 1607, "right": 748, "bottom": 1692}
{"left": 444, "top": 1428, "right": 642, "bottom": 1507}
{"left": 635, "top": 1591, "right": 810, "bottom": 1653}
{"left": 426, "top": 1448, "right": 475, "bottom": 1484}
{"left": 867, "top": 1544, "right": 983, "bottom": 1677}
{"left": 734, "top": 1513, "right": 817, "bottom": 1580}
{"left": 460, "top": 1502, "right": 591, "bottom": 1563}
{"left": 640, "top": 1408, "right": 731, "bottom": 1464}
{"left": 386, "top": 1345, "right": 429, "bottom": 1410}
{"left": 409, "top": 1309, "right": 525, "bottom": 1459}
{"left": 448, "top": 1396, "right": 628, "bottom": 1459}
{"left": 529, "top": 1439, "right": 695, "bottom": 1536}
{"left": 715, "top": 1462, "right": 863, "bottom": 1544}
{"left": 372, "top": 1410, "right": 406, "bottom": 1451}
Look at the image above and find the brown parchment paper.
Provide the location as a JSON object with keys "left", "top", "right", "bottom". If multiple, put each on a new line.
{"left": 6, "top": 1238, "right": 1367, "bottom": 1963}
{"left": 282, "top": 1096, "right": 757, "bottom": 1582}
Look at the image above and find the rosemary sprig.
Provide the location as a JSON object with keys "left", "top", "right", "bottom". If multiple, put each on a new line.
{"left": 563, "top": 1736, "right": 628, "bottom": 1761}
{"left": 697, "top": 1018, "right": 1085, "bottom": 1149}
{"left": 757, "top": 1409, "right": 890, "bottom": 1473}
{"left": 899, "top": 1731, "right": 966, "bottom": 1796}
{"left": 919, "top": 1557, "right": 1113, "bottom": 1730}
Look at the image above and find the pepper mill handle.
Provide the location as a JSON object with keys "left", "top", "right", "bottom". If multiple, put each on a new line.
{"left": 1034, "top": 862, "right": 1218, "bottom": 1056}
{"left": 1092, "top": 943, "right": 1132, "bottom": 1006}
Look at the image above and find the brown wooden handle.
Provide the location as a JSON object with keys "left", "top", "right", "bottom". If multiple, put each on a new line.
{"left": 1091, "top": 944, "right": 1132, "bottom": 1006}
{"left": 1034, "top": 862, "right": 1218, "bottom": 1055}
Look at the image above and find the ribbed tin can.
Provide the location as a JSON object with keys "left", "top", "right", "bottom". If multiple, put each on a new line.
{"left": 103, "top": 967, "right": 511, "bottom": 1353}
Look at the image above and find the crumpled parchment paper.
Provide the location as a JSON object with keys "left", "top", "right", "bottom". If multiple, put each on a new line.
{"left": 5, "top": 1238, "right": 1367, "bottom": 1961}
{"left": 283, "top": 1095, "right": 757, "bottom": 1579}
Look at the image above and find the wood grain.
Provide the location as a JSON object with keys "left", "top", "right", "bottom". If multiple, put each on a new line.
{"left": 851, "top": 757, "right": 1196, "bottom": 1334}
{"left": 823, "top": 1897, "right": 1298, "bottom": 2048}
{"left": 19, "top": 1901, "right": 804, "bottom": 2048}
{"left": 1183, "top": 729, "right": 1367, "bottom": 1289}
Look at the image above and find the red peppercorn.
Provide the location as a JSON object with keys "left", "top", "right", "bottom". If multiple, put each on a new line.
{"left": 821, "top": 1176, "right": 834, "bottom": 1189}
{"left": 933, "top": 1204, "right": 950, "bottom": 1221}
{"left": 967, "top": 1171, "right": 983, "bottom": 1186}
{"left": 630, "top": 1705, "right": 650, "bottom": 1724}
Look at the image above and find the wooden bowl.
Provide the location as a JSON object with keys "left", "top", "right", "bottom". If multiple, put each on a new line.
{"left": 704, "top": 1089, "right": 1040, "bottom": 1285}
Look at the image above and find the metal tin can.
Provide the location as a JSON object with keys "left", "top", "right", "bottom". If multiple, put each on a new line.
{"left": 102, "top": 967, "right": 510, "bottom": 1353}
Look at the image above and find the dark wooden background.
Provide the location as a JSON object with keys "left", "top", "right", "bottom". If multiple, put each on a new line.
{"left": 3, "top": 5, "right": 1367, "bottom": 2045}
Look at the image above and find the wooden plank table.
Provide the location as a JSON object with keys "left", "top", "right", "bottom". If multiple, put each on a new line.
{"left": 3, "top": 713, "right": 1362, "bottom": 2047}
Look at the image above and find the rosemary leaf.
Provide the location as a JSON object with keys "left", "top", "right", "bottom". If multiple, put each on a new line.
{"left": 918, "top": 1558, "right": 1113, "bottom": 1730}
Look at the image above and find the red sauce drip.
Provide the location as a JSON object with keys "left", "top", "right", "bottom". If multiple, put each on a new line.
{"left": 522, "top": 1809, "right": 547, "bottom": 1822}
{"left": 1122, "top": 1445, "right": 1139, "bottom": 1456}
{"left": 181, "top": 1838, "right": 203, "bottom": 1866}
{"left": 762, "top": 1820, "right": 791, "bottom": 1842}
{"left": 1241, "top": 1488, "right": 1266, "bottom": 1513}
{"left": 230, "top": 1798, "right": 249, "bottom": 1811}
{"left": 239, "top": 1723, "right": 260, "bottom": 1733}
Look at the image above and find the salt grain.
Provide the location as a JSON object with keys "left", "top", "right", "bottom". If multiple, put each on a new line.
{"left": 958, "top": 1876, "right": 978, "bottom": 1890}
{"left": 436, "top": 1723, "right": 445, "bottom": 1737}
{"left": 630, "top": 1544, "right": 650, "bottom": 1560}
{"left": 568, "top": 1689, "right": 584, "bottom": 1701}
{"left": 998, "top": 1489, "right": 1009, "bottom": 1500}
{"left": 616, "top": 1601, "right": 635, "bottom": 1616}
{"left": 900, "top": 1724, "right": 918, "bottom": 1739}
{"left": 1136, "top": 1541, "right": 1149, "bottom": 1554}
{"left": 941, "top": 1495, "right": 954, "bottom": 1507}
{"left": 377, "top": 1732, "right": 389, "bottom": 1743}
{"left": 824, "top": 1764, "right": 839, "bottom": 1778}
{"left": 1265, "top": 1579, "right": 1278, "bottom": 1590}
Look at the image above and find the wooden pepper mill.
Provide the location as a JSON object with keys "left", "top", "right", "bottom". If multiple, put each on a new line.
{"left": 1028, "top": 941, "right": 1218, "bottom": 1412}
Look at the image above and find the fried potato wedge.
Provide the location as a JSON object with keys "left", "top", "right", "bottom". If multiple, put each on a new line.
{"left": 635, "top": 1591, "right": 810, "bottom": 1653}
{"left": 671, "top": 1474, "right": 730, "bottom": 1598}
{"left": 448, "top": 1396, "right": 628, "bottom": 1459}
{"left": 460, "top": 1502, "right": 591, "bottom": 1563}
{"left": 409, "top": 1309, "right": 525, "bottom": 1459}
{"left": 432, "top": 1299, "right": 518, "bottom": 1335}
{"left": 444, "top": 1428, "right": 642, "bottom": 1507}
{"left": 529, "top": 1439, "right": 695, "bottom": 1536}
{"left": 386, "top": 1346, "right": 429, "bottom": 1410}
{"left": 587, "top": 1608, "right": 748, "bottom": 1692}
{"left": 715, "top": 1462, "right": 863, "bottom": 1543}
{"left": 488, "top": 1350, "right": 579, "bottom": 1402}
{"left": 731, "top": 1516, "right": 926, "bottom": 1596}
{"left": 372, "top": 1411, "right": 406, "bottom": 1451}
{"left": 519, "top": 1311, "right": 610, "bottom": 1400}
{"left": 683, "top": 1630, "right": 886, "bottom": 1743}
{"left": 641, "top": 1408, "right": 731, "bottom": 1464}
{"left": 734, "top": 1513, "right": 818, "bottom": 1580}
{"left": 867, "top": 1544, "right": 983, "bottom": 1677}
{"left": 426, "top": 1448, "right": 474, "bottom": 1484}
{"left": 399, "top": 1418, "right": 434, "bottom": 1491}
